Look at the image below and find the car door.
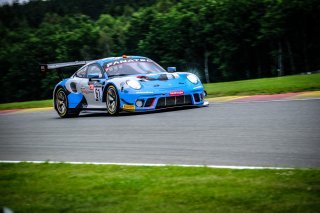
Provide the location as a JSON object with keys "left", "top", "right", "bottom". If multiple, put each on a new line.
{"left": 80, "top": 63, "right": 106, "bottom": 109}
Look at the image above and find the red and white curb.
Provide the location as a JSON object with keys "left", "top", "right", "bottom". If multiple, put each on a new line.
{"left": 1, "top": 91, "right": 319, "bottom": 115}
{"left": 207, "top": 91, "right": 320, "bottom": 103}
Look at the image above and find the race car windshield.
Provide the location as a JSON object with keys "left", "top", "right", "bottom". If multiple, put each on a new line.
{"left": 104, "top": 61, "right": 166, "bottom": 77}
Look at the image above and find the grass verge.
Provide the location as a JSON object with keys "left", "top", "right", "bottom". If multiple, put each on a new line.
{"left": 0, "top": 74, "right": 319, "bottom": 110}
{"left": 204, "top": 73, "right": 320, "bottom": 98}
{"left": 0, "top": 163, "right": 319, "bottom": 212}
{"left": 0, "top": 100, "right": 52, "bottom": 110}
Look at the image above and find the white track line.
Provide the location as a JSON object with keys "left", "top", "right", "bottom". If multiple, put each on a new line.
{"left": 0, "top": 160, "right": 293, "bottom": 170}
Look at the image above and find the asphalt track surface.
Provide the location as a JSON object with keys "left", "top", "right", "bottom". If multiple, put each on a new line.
{"left": 1, "top": 99, "right": 320, "bottom": 168}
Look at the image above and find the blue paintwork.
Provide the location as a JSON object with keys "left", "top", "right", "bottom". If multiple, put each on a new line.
{"left": 68, "top": 93, "right": 84, "bottom": 108}
{"left": 116, "top": 73, "right": 205, "bottom": 111}
{"left": 53, "top": 56, "right": 207, "bottom": 112}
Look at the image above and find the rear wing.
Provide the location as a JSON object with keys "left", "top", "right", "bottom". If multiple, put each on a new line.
{"left": 40, "top": 61, "right": 93, "bottom": 73}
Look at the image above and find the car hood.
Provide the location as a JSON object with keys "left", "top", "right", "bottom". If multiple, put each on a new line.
{"left": 108, "top": 72, "right": 201, "bottom": 91}
{"left": 136, "top": 72, "right": 190, "bottom": 90}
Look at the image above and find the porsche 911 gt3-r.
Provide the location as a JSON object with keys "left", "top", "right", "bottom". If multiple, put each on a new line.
{"left": 40, "top": 55, "right": 208, "bottom": 118}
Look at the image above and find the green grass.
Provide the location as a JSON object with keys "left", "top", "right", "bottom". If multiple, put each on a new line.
{"left": 0, "top": 99, "right": 52, "bottom": 110}
{"left": 0, "top": 163, "right": 319, "bottom": 213}
{"left": 204, "top": 73, "right": 320, "bottom": 98}
{"left": 1, "top": 74, "right": 319, "bottom": 110}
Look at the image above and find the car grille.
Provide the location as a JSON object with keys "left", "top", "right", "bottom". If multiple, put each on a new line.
{"left": 193, "top": 93, "right": 200, "bottom": 102}
{"left": 156, "top": 95, "right": 192, "bottom": 109}
{"left": 144, "top": 98, "right": 155, "bottom": 107}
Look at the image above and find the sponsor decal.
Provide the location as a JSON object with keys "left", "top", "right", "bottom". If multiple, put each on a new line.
{"left": 136, "top": 91, "right": 154, "bottom": 94}
{"left": 169, "top": 90, "right": 184, "bottom": 96}
{"left": 123, "top": 104, "right": 135, "bottom": 110}
{"left": 105, "top": 58, "right": 152, "bottom": 69}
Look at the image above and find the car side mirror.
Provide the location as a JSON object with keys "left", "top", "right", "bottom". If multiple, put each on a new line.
{"left": 167, "top": 67, "right": 176, "bottom": 72}
{"left": 88, "top": 74, "right": 100, "bottom": 80}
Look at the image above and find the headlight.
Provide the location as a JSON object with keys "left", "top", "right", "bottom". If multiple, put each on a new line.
{"left": 126, "top": 80, "right": 141, "bottom": 90}
{"left": 187, "top": 74, "right": 199, "bottom": 84}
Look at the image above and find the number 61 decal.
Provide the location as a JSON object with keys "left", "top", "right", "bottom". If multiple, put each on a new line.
{"left": 94, "top": 87, "right": 102, "bottom": 101}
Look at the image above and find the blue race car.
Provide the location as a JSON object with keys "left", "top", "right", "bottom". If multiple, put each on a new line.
{"left": 41, "top": 55, "right": 208, "bottom": 118}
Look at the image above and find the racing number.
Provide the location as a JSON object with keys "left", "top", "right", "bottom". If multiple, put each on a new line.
{"left": 94, "top": 87, "right": 102, "bottom": 101}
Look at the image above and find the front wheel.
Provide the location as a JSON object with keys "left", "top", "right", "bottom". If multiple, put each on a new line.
{"left": 54, "top": 88, "right": 79, "bottom": 118}
{"left": 106, "top": 85, "right": 120, "bottom": 115}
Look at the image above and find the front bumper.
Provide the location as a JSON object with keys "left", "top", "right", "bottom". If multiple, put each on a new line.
{"left": 119, "top": 87, "right": 207, "bottom": 112}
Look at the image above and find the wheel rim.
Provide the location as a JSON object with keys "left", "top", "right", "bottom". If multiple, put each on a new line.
{"left": 56, "top": 90, "right": 67, "bottom": 114}
{"left": 107, "top": 87, "right": 117, "bottom": 113}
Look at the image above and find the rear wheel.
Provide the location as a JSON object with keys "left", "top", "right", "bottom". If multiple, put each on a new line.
{"left": 54, "top": 88, "right": 79, "bottom": 118}
{"left": 106, "top": 85, "right": 119, "bottom": 115}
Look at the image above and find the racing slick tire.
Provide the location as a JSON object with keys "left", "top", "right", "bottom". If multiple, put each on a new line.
{"left": 54, "top": 88, "right": 80, "bottom": 118}
{"left": 106, "top": 85, "right": 120, "bottom": 115}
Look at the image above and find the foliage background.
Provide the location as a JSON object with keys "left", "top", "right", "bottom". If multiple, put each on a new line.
{"left": 0, "top": 0, "right": 319, "bottom": 103}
